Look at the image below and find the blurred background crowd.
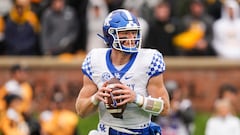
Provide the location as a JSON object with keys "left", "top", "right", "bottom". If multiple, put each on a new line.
{"left": 0, "top": 64, "right": 80, "bottom": 135}
{"left": 0, "top": 0, "right": 240, "bottom": 135}
{"left": 0, "top": 0, "right": 240, "bottom": 58}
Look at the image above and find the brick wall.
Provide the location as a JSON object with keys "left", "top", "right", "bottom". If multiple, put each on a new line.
{"left": 165, "top": 68, "right": 240, "bottom": 113}
{"left": 0, "top": 57, "right": 240, "bottom": 113}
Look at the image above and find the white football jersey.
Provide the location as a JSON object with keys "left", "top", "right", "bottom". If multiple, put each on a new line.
{"left": 82, "top": 48, "right": 165, "bottom": 129}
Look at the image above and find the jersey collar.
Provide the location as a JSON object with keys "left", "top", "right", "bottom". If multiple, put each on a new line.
{"left": 106, "top": 49, "right": 137, "bottom": 80}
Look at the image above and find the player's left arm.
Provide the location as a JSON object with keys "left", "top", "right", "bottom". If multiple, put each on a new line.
{"left": 147, "top": 74, "right": 170, "bottom": 116}
{"left": 114, "top": 73, "right": 170, "bottom": 116}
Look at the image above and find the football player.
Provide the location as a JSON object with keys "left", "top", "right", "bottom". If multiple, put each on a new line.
{"left": 75, "top": 9, "right": 170, "bottom": 135}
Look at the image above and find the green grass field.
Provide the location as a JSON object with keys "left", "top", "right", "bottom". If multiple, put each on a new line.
{"left": 193, "top": 113, "right": 211, "bottom": 135}
{"left": 77, "top": 112, "right": 99, "bottom": 135}
{"left": 77, "top": 112, "right": 212, "bottom": 135}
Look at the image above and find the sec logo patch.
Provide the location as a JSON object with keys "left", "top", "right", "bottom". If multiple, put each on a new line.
{"left": 101, "top": 72, "right": 111, "bottom": 82}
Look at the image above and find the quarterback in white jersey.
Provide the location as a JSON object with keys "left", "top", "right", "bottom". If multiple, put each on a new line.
{"left": 75, "top": 9, "right": 170, "bottom": 135}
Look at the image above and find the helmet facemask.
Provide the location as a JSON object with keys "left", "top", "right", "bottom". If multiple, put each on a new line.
{"left": 108, "top": 26, "right": 142, "bottom": 53}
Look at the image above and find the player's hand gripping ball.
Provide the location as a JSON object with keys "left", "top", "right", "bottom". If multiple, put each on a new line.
{"left": 105, "top": 78, "right": 126, "bottom": 119}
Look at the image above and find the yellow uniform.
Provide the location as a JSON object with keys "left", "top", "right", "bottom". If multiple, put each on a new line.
{"left": 40, "top": 109, "right": 79, "bottom": 135}
{"left": 0, "top": 81, "right": 33, "bottom": 114}
{"left": 0, "top": 110, "right": 30, "bottom": 135}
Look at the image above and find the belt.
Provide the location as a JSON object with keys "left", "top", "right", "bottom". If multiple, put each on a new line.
{"left": 97, "top": 122, "right": 161, "bottom": 135}
{"left": 109, "top": 126, "right": 150, "bottom": 135}
{"left": 98, "top": 122, "right": 151, "bottom": 135}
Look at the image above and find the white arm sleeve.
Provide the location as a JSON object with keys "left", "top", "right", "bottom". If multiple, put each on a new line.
{"left": 134, "top": 94, "right": 164, "bottom": 116}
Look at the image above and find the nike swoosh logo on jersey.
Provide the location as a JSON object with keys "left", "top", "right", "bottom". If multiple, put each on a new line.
{"left": 125, "top": 76, "right": 133, "bottom": 80}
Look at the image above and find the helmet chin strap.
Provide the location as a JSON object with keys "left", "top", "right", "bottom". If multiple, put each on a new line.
{"left": 121, "top": 43, "right": 138, "bottom": 54}
{"left": 97, "top": 33, "right": 108, "bottom": 43}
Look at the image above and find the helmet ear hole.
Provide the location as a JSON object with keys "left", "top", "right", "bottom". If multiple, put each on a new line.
{"left": 113, "top": 43, "right": 120, "bottom": 49}
{"left": 109, "top": 29, "right": 115, "bottom": 34}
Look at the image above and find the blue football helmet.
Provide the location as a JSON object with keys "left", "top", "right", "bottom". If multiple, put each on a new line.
{"left": 100, "top": 9, "right": 142, "bottom": 53}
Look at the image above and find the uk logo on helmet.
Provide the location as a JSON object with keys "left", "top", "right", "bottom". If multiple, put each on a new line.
{"left": 104, "top": 15, "right": 112, "bottom": 26}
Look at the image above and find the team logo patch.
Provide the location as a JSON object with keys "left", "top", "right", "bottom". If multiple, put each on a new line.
{"left": 99, "top": 124, "right": 106, "bottom": 132}
{"left": 114, "top": 73, "right": 121, "bottom": 79}
{"left": 102, "top": 72, "right": 111, "bottom": 82}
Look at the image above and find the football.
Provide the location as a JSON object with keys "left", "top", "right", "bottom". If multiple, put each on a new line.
{"left": 105, "top": 77, "right": 126, "bottom": 119}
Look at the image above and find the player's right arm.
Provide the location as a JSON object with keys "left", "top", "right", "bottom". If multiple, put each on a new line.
{"left": 75, "top": 75, "right": 98, "bottom": 118}
{"left": 75, "top": 75, "right": 111, "bottom": 118}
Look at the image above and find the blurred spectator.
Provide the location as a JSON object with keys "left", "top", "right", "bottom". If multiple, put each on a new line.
{"left": 86, "top": 0, "right": 108, "bottom": 53}
{"left": 205, "top": 99, "right": 240, "bottom": 135}
{"left": 0, "top": 16, "right": 5, "bottom": 54}
{"left": 138, "top": 0, "right": 157, "bottom": 23}
{"left": 205, "top": 0, "right": 222, "bottom": 20}
{"left": 212, "top": 0, "right": 240, "bottom": 59}
{"left": 39, "top": 89, "right": 79, "bottom": 135}
{"left": 0, "top": 64, "right": 40, "bottom": 135}
{"left": 0, "top": 0, "right": 13, "bottom": 16}
{"left": 122, "top": 0, "right": 144, "bottom": 11}
{"left": 173, "top": 0, "right": 216, "bottom": 56}
{"left": 169, "top": 0, "right": 192, "bottom": 18}
{"left": 0, "top": 64, "right": 33, "bottom": 114}
{"left": 1, "top": 0, "right": 41, "bottom": 55}
{"left": 30, "top": 0, "right": 51, "bottom": 18}
{"left": 105, "top": 0, "right": 124, "bottom": 12}
{"left": 122, "top": 0, "right": 149, "bottom": 46}
{"left": 154, "top": 80, "right": 195, "bottom": 135}
{"left": 145, "top": 0, "right": 182, "bottom": 56}
{"left": 218, "top": 84, "right": 238, "bottom": 114}
{"left": 0, "top": 94, "right": 30, "bottom": 135}
{"left": 40, "top": 0, "right": 79, "bottom": 55}
{"left": 68, "top": 0, "right": 88, "bottom": 52}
